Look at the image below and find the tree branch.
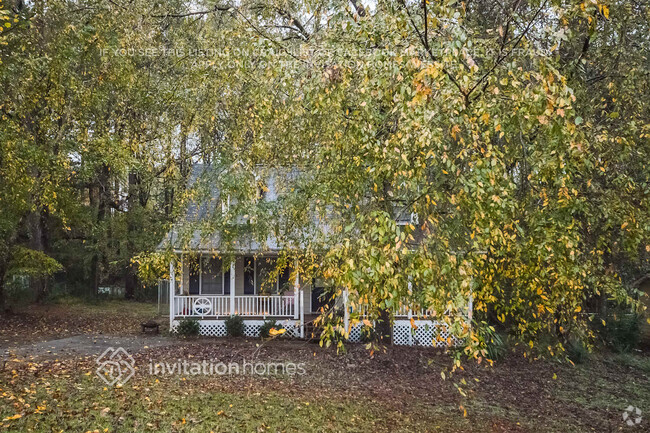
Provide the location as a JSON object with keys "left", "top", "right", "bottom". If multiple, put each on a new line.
{"left": 466, "top": 0, "right": 548, "bottom": 103}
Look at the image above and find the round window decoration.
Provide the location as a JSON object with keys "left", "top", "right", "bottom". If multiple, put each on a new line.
{"left": 193, "top": 297, "right": 212, "bottom": 316}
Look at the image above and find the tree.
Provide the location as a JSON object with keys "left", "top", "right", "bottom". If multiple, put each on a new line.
{"left": 163, "top": 0, "right": 649, "bottom": 359}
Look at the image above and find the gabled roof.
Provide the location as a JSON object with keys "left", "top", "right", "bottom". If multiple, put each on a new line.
{"left": 158, "top": 164, "right": 309, "bottom": 253}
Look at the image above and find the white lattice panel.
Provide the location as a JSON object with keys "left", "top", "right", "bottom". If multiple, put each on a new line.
{"left": 392, "top": 322, "right": 412, "bottom": 346}
{"left": 393, "top": 320, "right": 461, "bottom": 347}
{"left": 243, "top": 323, "right": 262, "bottom": 337}
{"left": 348, "top": 323, "right": 364, "bottom": 343}
{"left": 173, "top": 319, "right": 302, "bottom": 338}
{"left": 276, "top": 320, "right": 301, "bottom": 338}
{"left": 199, "top": 320, "right": 227, "bottom": 337}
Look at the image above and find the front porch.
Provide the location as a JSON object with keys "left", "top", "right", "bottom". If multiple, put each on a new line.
{"left": 168, "top": 253, "right": 319, "bottom": 338}
{"left": 166, "top": 254, "right": 471, "bottom": 345}
{"left": 170, "top": 294, "right": 309, "bottom": 338}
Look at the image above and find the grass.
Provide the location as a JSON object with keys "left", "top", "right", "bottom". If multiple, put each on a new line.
{"left": 1, "top": 348, "right": 647, "bottom": 432}
{"left": 0, "top": 374, "right": 520, "bottom": 432}
{"left": 1, "top": 300, "right": 649, "bottom": 432}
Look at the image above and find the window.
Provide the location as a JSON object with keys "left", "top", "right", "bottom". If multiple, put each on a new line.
{"left": 224, "top": 267, "right": 231, "bottom": 295}
{"left": 188, "top": 256, "right": 200, "bottom": 295}
{"left": 221, "top": 194, "right": 230, "bottom": 215}
{"left": 241, "top": 256, "right": 291, "bottom": 295}
{"left": 279, "top": 265, "right": 292, "bottom": 292}
{"left": 201, "top": 257, "right": 222, "bottom": 294}
{"left": 186, "top": 255, "right": 233, "bottom": 295}
{"left": 256, "top": 257, "right": 276, "bottom": 294}
{"left": 244, "top": 256, "right": 255, "bottom": 295}
{"left": 257, "top": 181, "right": 268, "bottom": 201}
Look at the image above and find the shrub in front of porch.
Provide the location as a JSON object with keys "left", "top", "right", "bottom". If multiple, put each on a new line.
{"left": 260, "top": 319, "right": 286, "bottom": 339}
{"left": 175, "top": 318, "right": 200, "bottom": 336}
{"left": 225, "top": 315, "right": 244, "bottom": 337}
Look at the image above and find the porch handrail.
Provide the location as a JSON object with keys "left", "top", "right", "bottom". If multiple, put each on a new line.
{"left": 234, "top": 294, "right": 295, "bottom": 317}
{"left": 173, "top": 294, "right": 295, "bottom": 318}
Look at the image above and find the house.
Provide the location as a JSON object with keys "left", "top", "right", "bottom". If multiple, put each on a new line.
{"left": 158, "top": 164, "right": 470, "bottom": 346}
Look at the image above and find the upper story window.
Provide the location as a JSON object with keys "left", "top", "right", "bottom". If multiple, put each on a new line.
{"left": 257, "top": 181, "right": 268, "bottom": 201}
{"left": 221, "top": 194, "right": 230, "bottom": 215}
{"left": 393, "top": 203, "right": 418, "bottom": 226}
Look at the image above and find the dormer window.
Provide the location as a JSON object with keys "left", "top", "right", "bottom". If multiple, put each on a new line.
{"left": 221, "top": 194, "right": 230, "bottom": 215}
{"left": 393, "top": 202, "right": 418, "bottom": 226}
{"left": 396, "top": 212, "right": 419, "bottom": 226}
{"left": 257, "top": 181, "right": 268, "bottom": 201}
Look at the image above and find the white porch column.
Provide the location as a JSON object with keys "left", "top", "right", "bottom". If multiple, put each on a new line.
{"left": 407, "top": 309, "right": 413, "bottom": 346}
{"left": 343, "top": 287, "right": 350, "bottom": 336}
{"left": 169, "top": 258, "right": 176, "bottom": 331}
{"left": 229, "top": 259, "right": 236, "bottom": 315}
{"left": 298, "top": 260, "right": 305, "bottom": 338}
{"left": 293, "top": 259, "right": 299, "bottom": 320}
{"left": 299, "top": 289, "right": 305, "bottom": 338}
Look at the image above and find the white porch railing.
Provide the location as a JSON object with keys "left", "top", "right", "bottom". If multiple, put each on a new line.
{"left": 172, "top": 295, "right": 295, "bottom": 318}
{"left": 234, "top": 295, "right": 295, "bottom": 317}
{"left": 394, "top": 305, "right": 438, "bottom": 317}
{"left": 173, "top": 296, "right": 231, "bottom": 318}
{"left": 349, "top": 303, "right": 452, "bottom": 318}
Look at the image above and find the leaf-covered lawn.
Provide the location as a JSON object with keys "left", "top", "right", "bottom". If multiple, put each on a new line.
{"left": 0, "top": 299, "right": 160, "bottom": 345}
{"left": 1, "top": 341, "right": 648, "bottom": 432}
{"left": 0, "top": 301, "right": 648, "bottom": 432}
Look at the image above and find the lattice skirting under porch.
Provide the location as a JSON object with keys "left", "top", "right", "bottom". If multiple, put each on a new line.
{"left": 171, "top": 319, "right": 302, "bottom": 338}
{"left": 347, "top": 320, "right": 461, "bottom": 347}
{"left": 347, "top": 323, "right": 364, "bottom": 343}
{"left": 171, "top": 319, "right": 459, "bottom": 346}
{"left": 392, "top": 319, "right": 461, "bottom": 347}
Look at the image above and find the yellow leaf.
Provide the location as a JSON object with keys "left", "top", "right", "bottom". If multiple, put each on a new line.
{"left": 269, "top": 328, "right": 286, "bottom": 336}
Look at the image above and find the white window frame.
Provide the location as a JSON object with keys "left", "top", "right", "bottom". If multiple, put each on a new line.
{"left": 198, "top": 255, "right": 228, "bottom": 296}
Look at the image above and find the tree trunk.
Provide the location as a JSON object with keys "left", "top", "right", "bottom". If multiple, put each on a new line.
{"left": 0, "top": 247, "right": 8, "bottom": 314}
{"left": 28, "top": 209, "right": 47, "bottom": 302}
{"left": 124, "top": 171, "right": 139, "bottom": 299}
{"left": 90, "top": 164, "right": 110, "bottom": 296}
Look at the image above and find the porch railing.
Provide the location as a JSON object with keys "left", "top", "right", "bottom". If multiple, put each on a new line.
{"left": 234, "top": 295, "right": 295, "bottom": 317}
{"left": 350, "top": 304, "right": 449, "bottom": 318}
{"left": 172, "top": 295, "right": 295, "bottom": 318}
{"left": 394, "top": 305, "right": 438, "bottom": 318}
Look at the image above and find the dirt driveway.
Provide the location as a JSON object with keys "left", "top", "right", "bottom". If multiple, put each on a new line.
{"left": 1, "top": 334, "right": 176, "bottom": 361}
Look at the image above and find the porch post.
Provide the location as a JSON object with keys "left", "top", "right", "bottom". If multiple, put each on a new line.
{"left": 299, "top": 289, "right": 305, "bottom": 338}
{"left": 407, "top": 309, "right": 413, "bottom": 346}
{"left": 169, "top": 258, "right": 176, "bottom": 331}
{"left": 298, "top": 259, "right": 304, "bottom": 338}
{"left": 293, "top": 259, "right": 299, "bottom": 320}
{"left": 229, "top": 259, "right": 236, "bottom": 315}
{"left": 343, "top": 287, "right": 350, "bottom": 336}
